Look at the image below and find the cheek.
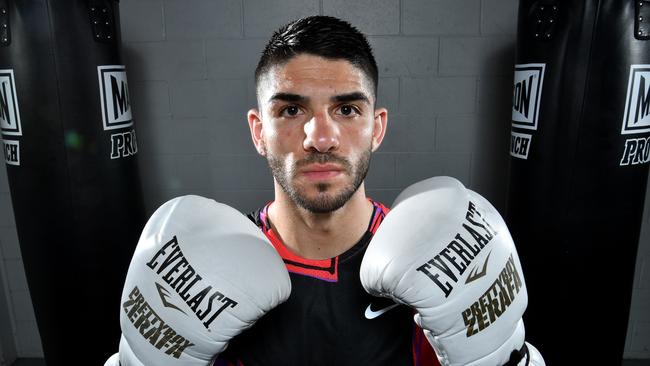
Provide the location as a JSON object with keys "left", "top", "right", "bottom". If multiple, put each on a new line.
{"left": 267, "top": 124, "right": 306, "bottom": 154}
{"left": 342, "top": 122, "right": 374, "bottom": 148}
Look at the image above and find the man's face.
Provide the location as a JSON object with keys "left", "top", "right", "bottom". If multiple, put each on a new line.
{"left": 249, "top": 54, "right": 386, "bottom": 213}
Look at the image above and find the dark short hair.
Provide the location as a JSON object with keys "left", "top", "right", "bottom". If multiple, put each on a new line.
{"left": 255, "top": 16, "right": 379, "bottom": 98}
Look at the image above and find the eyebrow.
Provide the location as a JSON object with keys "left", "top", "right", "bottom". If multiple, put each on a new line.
{"left": 332, "top": 92, "right": 370, "bottom": 105}
{"left": 268, "top": 91, "right": 370, "bottom": 104}
{"left": 268, "top": 93, "right": 307, "bottom": 103}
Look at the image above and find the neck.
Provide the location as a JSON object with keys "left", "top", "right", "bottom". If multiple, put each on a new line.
{"left": 268, "top": 182, "right": 374, "bottom": 260}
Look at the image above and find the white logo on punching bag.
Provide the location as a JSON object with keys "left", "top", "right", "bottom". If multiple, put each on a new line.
{"left": 0, "top": 70, "right": 22, "bottom": 136}
{"left": 510, "top": 131, "right": 532, "bottom": 160}
{"left": 3, "top": 140, "right": 19, "bottom": 166}
{"left": 622, "top": 65, "right": 650, "bottom": 134}
{"left": 98, "top": 65, "right": 133, "bottom": 130}
{"left": 512, "top": 64, "right": 545, "bottom": 130}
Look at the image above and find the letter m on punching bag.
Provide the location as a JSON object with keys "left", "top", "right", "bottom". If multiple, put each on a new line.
{"left": 622, "top": 65, "right": 650, "bottom": 134}
{"left": 97, "top": 65, "right": 133, "bottom": 130}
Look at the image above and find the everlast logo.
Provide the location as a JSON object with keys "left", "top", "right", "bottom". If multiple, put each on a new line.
{"left": 416, "top": 201, "right": 497, "bottom": 297}
{"left": 0, "top": 70, "right": 22, "bottom": 136}
{"left": 111, "top": 129, "right": 138, "bottom": 159}
{"left": 511, "top": 64, "right": 545, "bottom": 130}
{"left": 510, "top": 132, "right": 532, "bottom": 160}
{"left": 622, "top": 66, "right": 650, "bottom": 134}
{"left": 123, "top": 286, "right": 194, "bottom": 358}
{"left": 620, "top": 136, "right": 650, "bottom": 165}
{"left": 146, "top": 236, "right": 238, "bottom": 329}
{"left": 98, "top": 65, "right": 133, "bottom": 130}
{"left": 461, "top": 254, "right": 522, "bottom": 337}
{"left": 3, "top": 140, "right": 19, "bottom": 166}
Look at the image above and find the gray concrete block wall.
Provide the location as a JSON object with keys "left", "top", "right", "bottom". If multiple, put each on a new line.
{"left": 0, "top": 167, "right": 42, "bottom": 359}
{"left": 627, "top": 174, "right": 650, "bottom": 358}
{"left": 0, "top": 0, "right": 648, "bottom": 360}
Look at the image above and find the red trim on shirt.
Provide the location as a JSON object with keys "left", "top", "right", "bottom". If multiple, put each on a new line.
{"left": 258, "top": 199, "right": 389, "bottom": 282}
{"left": 369, "top": 200, "right": 389, "bottom": 234}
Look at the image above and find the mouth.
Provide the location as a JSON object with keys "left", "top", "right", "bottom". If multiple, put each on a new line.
{"left": 300, "top": 164, "right": 345, "bottom": 180}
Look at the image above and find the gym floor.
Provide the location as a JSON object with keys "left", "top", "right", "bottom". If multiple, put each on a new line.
{"left": 10, "top": 358, "right": 650, "bottom": 365}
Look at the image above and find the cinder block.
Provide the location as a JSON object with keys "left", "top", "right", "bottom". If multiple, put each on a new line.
{"left": 395, "top": 152, "right": 472, "bottom": 188}
{"left": 481, "top": 0, "right": 519, "bottom": 35}
{"left": 377, "top": 77, "right": 399, "bottom": 113}
{"left": 630, "top": 290, "right": 650, "bottom": 322}
{"left": 138, "top": 155, "right": 178, "bottom": 212}
{"left": 209, "top": 114, "right": 259, "bottom": 155}
{"left": 130, "top": 80, "right": 171, "bottom": 120}
{"left": 135, "top": 117, "right": 165, "bottom": 156}
{"left": 170, "top": 80, "right": 210, "bottom": 118}
{"left": 436, "top": 114, "right": 477, "bottom": 152}
{"left": 403, "top": 0, "right": 480, "bottom": 35}
{"left": 639, "top": 255, "right": 648, "bottom": 289}
{"left": 0, "top": 194, "right": 15, "bottom": 229}
{"left": 122, "top": 41, "right": 206, "bottom": 81}
{"left": 206, "top": 79, "right": 250, "bottom": 118}
{"left": 323, "top": 0, "right": 399, "bottom": 35}
{"left": 164, "top": 0, "right": 241, "bottom": 40}
{"left": 400, "top": 77, "right": 477, "bottom": 116}
{"left": 119, "top": 0, "right": 164, "bottom": 42}
{"left": 212, "top": 190, "right": 275, "bottom": 214}
{"left": 470, "top": 147, "right": 509, "bottom": 211}
{"left": 380, "top": 114, "right": 435, "bottom": 153}
{"left": 243, "top": 0, "right": 320, "bottom": 38}
{"left": 366, "top": 189, "right": 400, "bottom": 207}
{"left": 140, "top": 154, "right": 213, "bottom": 194}
{"left": 366, "top": 153, "right": 397, "bottom": 189}
{"left": 9, "top": 290, "right": 35, "bottom": 323}
{"left": 0, "top": 166, "right": 8, "bottom": 193}
{"left": 440, "top": 36, "right": 515, "bottom": 76}
{"left": 171, "top": 154, "right": 213, "bottom": 192}
{"left": 206, "top": 39, "right": 267, "bottom": 79}
{"left": 4, "top": 259, "right": 28, "bottom": 293}
{"left": 165, "top": 118, "right": 211, "bottom": 155}
{"left": 136, "top": 117, "right": 210, "bottom": 156}
{"left": 370, "top": 37, "right": 438, "bottom": 77}
{"left": 0, "top": 228, "right": 20, "bottom": 260}
{"left": 0, "top": 267, "right": 17, "bottom": 363}
{"left": 210, "top": 155, "right": 273, "bottom": 190}
{"left": 14, "top": 320, "right": 43, "bottom": 357}
{"left": 477, "top": 76, "right": 513, "bottom": 118}
{"left": 628, "top": 320, "right": 650, "bottom": 354}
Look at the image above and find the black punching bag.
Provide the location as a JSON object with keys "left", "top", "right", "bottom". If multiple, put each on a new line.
{"left": 507, "top": 1, "right": 650, "bottom": 364}
{"left": 0, "top": 1, "right": 145, "bottom": 364}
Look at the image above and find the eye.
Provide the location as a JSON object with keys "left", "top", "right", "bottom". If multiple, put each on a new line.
{"left": 336, "top": 104, "right": 360, "bottom": 117}
{"left": 280, "top": 105, "right": 303, "bottom": 117}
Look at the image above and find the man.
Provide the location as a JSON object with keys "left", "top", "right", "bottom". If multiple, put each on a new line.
{"left": 106, "top": 15, "right": 544, "bottom": 366}
{"left": 216, "top": 15, "right": 438, "bottom": 365}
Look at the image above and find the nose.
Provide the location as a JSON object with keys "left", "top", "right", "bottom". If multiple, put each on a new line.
{"left": 303, "top": 111, "right": 340, "bottom": 153}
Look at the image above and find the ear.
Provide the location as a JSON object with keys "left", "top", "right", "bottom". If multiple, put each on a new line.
{"left": 248, "top": 108, "right": 266, "bottom": 156}
{"left": 371, "top": 107, "right": 388, "bottom": 152}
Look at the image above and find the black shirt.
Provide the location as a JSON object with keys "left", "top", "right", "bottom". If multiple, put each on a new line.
{"left": 216, "top": 200, "right": 437, "bottom": 366}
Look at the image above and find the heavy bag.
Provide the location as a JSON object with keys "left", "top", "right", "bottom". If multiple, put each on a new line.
{"left": 0, "top": 1, "right": 145, "bottom": 364}
{"left": 507, "top": 1, "right": 650, "bottom": 364}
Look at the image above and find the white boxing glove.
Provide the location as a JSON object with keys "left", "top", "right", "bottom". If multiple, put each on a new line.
{"left": 106, "top": 195, "right": 291, "bottom": 366}
{"left": 360, "top": 177, "right": 544, "bottom": 366}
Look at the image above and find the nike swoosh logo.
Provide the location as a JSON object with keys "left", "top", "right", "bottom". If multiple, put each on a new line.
{"left": 365, "top": 303, "right": 399, "bottom": 319}
{"left": 156, "top": 282, "right": 187, "bottom": 314}
{"left": 465, "top": 251, "right": 492, "bottom": 284}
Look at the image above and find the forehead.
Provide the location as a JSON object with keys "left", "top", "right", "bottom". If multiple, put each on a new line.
{"left": 257, "top": 54, "right": 374, "bottom": 102}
